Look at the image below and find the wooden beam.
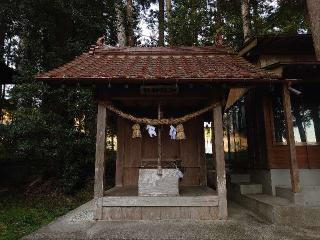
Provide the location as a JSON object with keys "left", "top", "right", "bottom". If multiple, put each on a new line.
{"left": 225, "top": 87, "right": 249, "bottom": 110}
{"left": 282, "top": 84, "right": 301, "bottom": 193}
{"left": 212, "top": 103, "right": 228, "bottom": 219}
{"left": 94, "top": 102, "right": 107, "bottom": 198}
{"left": 238, "top": 38, "right": 258, "bottom": 56}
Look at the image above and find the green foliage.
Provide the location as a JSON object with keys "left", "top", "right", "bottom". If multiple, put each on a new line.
{"left": 215, "top": 0, "right": 244, "bottom": 48}
{"left": 163, "top": 0, "right": 309, "bottom": 48}
{"left": 1, "top": 83, "right": 97, "bottom": 189}
{"left": 269, "top": 0, "right": 309, "bottom": 34}
{"left": 0, "top": 0, "right": 112, "bottom": 191}
{"left": 169, "top": 0, "right": 212, "bottom": 46}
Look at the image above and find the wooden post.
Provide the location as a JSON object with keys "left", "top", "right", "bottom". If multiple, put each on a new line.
{"left": 157, "top": 103, "right": 162, "bottom": 175}
{"left": 212, "top": 103, "right": 228, "bottom": 219}
{"left": 115, "top": 118, "right": 124, "bottom": 187}
{"left": 282, "top": 84, "right": 301, "bottom": 193}
{"left": 94, "top": 102, "right": 107, "bottom": 198}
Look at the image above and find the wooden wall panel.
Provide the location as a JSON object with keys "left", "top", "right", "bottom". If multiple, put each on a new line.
{"left": 179, "top": 119, "right": 204, "bottom": 186}
{"left": 180, "top": 120, "right": 201, "bottom": 167}
{"left": 123, "top": 167, "right": 139, "bottom": 186}
{"left": 197, "top": 119, "right": 207, "bottom": 186}
{"left": 162, "top": 125, "right": 180, "bottom": 160}
{"left": 262, "top": 90, "right": 320, "bottom": 169}
{"left": 269, "top": 146, "right": 309, "bottom": 169}
{"left": 141, "top": 128, "right": 158, "bottom": 159}
{"left": 123, "top": 121, "right": 141, "bottom": 168}
{"left": 117, "top": 117, "right": 206, "bottom": 186}
{"left": 297, "top": 146, "right": 309, "bottom": 168}
{"left": 180, "top": 168, "right": 200, "bottom": 186}
{"left": 306, "top": 146, "right": 320, "bottom": 168}
{"left": 117, "top": 119, "right": 141, "bottom": 186}
{"left": 141, "top": 125, "right": 180, "bottom": 161}
{"left": 116, "top": 119, "right": 125, "bottom": 186}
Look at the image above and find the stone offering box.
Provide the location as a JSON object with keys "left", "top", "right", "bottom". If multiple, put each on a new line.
{"left": 138, "top": 169, "right": 180, "bottom": 196}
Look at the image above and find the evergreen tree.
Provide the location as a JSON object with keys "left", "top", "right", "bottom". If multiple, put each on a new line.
{"left": 306, "top": 0, "right": 320, "bottom": 60}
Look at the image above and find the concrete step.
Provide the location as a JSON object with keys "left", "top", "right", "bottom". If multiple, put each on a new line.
{"left": 276, "top": 185, "right": 320, "bottom": 206}
{"left": 233, "top": 192, "right": 320, "bottom": 227}
{"left": 275, "top": 186, "right": 303, "bottom": 205}
{"left": 229, "top": 174, "right": 250, "bottom": 183}
{"left": 235, "top": 193, "right": 288, "bottom": 223}
{"left": 234, "top": 182, "right": 262, "bottom": 195}
{"left": 246, "top": 193, "right": 291, "bottom": 206}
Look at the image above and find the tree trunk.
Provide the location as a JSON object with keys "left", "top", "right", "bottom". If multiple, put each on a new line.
{"left": 251, "top": 0, "right": 259, "bottom": 35}
{"left": 215, "top": 0, "right": 223, "bottom": 30}
{"left": 116, "top": 1, "right": 126, "bottom": 47}
{"left": 0, "top": 29, "right": 5, "bottom": 123}
{"left": 0, "top": 28, "right": 6, "bottom": 61}
{"left": 306, "top": 0, "right": 320, "bottom": 60}
{"left": 293, "top": 108, "right": 307, "bottom": 142}
{"left": 214, "top": 0, "right": 223, "bottom": 45}
{"left": 226, "top": 119, "right": 231, "bottom": 160}
{"left": 126, "top": 0, "right": 134, "bottom": 47}
{"left": 165, "top": 0, "right": 172, "bottom": 45}
{"left": 159, "top": 0, "right": 165, "bottom": 46}
{"left": 0, "top": 84, "right": 3, "bottom": 123}
{"left": 310, "top": 106, "right": 320, "bottom": 142}
{"left": 241, "top": 0, "right": 251, "bottom": 42}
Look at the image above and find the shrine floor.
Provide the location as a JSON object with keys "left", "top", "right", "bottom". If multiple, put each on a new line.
{"left": 99, "top": 186, "right": 219, "bottom": 220}
{"left": 23, "top": 201, "right": 320, "bottom": 240}
{"left": 104, "top": 186, "right": 217, "bottom": 196}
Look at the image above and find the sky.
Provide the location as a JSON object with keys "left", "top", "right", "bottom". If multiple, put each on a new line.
{"left": 138, "top": 3, "right": 158, "bottom": 45}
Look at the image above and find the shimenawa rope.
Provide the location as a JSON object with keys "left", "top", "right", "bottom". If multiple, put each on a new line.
{"left": 105, "top": 103, "right": 216, "bottom": 125}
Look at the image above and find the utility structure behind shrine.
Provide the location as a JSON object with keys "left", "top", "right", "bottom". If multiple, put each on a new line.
{"left": 37, "top": 44, "right": 286, "bottom": 221}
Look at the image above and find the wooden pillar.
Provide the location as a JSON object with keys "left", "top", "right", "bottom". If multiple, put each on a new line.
{"left": 212, "top": 103, "right": 228, "bottom": 219}
{"left": 282, "top": 84, "right": 301, "bottom": 193}
{"left": 115, "top": 118, "right": 124, "bottom": 187}
{"left": 94, "top": 102, "right": 107, "bottom": 198}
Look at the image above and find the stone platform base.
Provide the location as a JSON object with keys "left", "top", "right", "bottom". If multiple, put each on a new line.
{"left": 97, "top": 186, "right": 218, "bottom": 220}
{"left": 102, "top": 206, "right": 218, "bottom": 220}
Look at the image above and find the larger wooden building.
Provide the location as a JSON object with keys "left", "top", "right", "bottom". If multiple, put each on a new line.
{"left": 228, "top": 34, "right": 320, "bottom": 204}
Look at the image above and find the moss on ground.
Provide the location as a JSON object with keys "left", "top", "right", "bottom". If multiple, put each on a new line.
{"left": 0, "top": 188, "right": 91, "bottom": 240}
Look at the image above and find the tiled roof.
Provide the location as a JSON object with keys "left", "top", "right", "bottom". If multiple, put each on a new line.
{"left": 37, "top": 45, "right": 277, "bottom": 83}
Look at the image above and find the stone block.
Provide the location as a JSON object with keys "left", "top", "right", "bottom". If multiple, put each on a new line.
{"left": 138, "top": 169, "right": 179, "bottom": 196}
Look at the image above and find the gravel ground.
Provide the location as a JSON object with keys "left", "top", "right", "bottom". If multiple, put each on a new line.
{"left": 23, "top": 201, "right": 320, "bottom": 240}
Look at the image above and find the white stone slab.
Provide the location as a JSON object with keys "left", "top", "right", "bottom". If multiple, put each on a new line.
{"left": 138, "top": 169, "right": 179, "bottom": 196}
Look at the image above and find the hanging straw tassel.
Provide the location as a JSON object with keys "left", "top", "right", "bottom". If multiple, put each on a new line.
{"left": 176, "top": 124, "right": 186, "bottom": 140}
{"left": 132, "top": 123, "right": 142, "bottom": 138}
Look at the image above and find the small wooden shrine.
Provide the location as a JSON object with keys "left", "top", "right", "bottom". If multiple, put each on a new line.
{"left": 37, "top": 43, "right": 280, "bottom": 220}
